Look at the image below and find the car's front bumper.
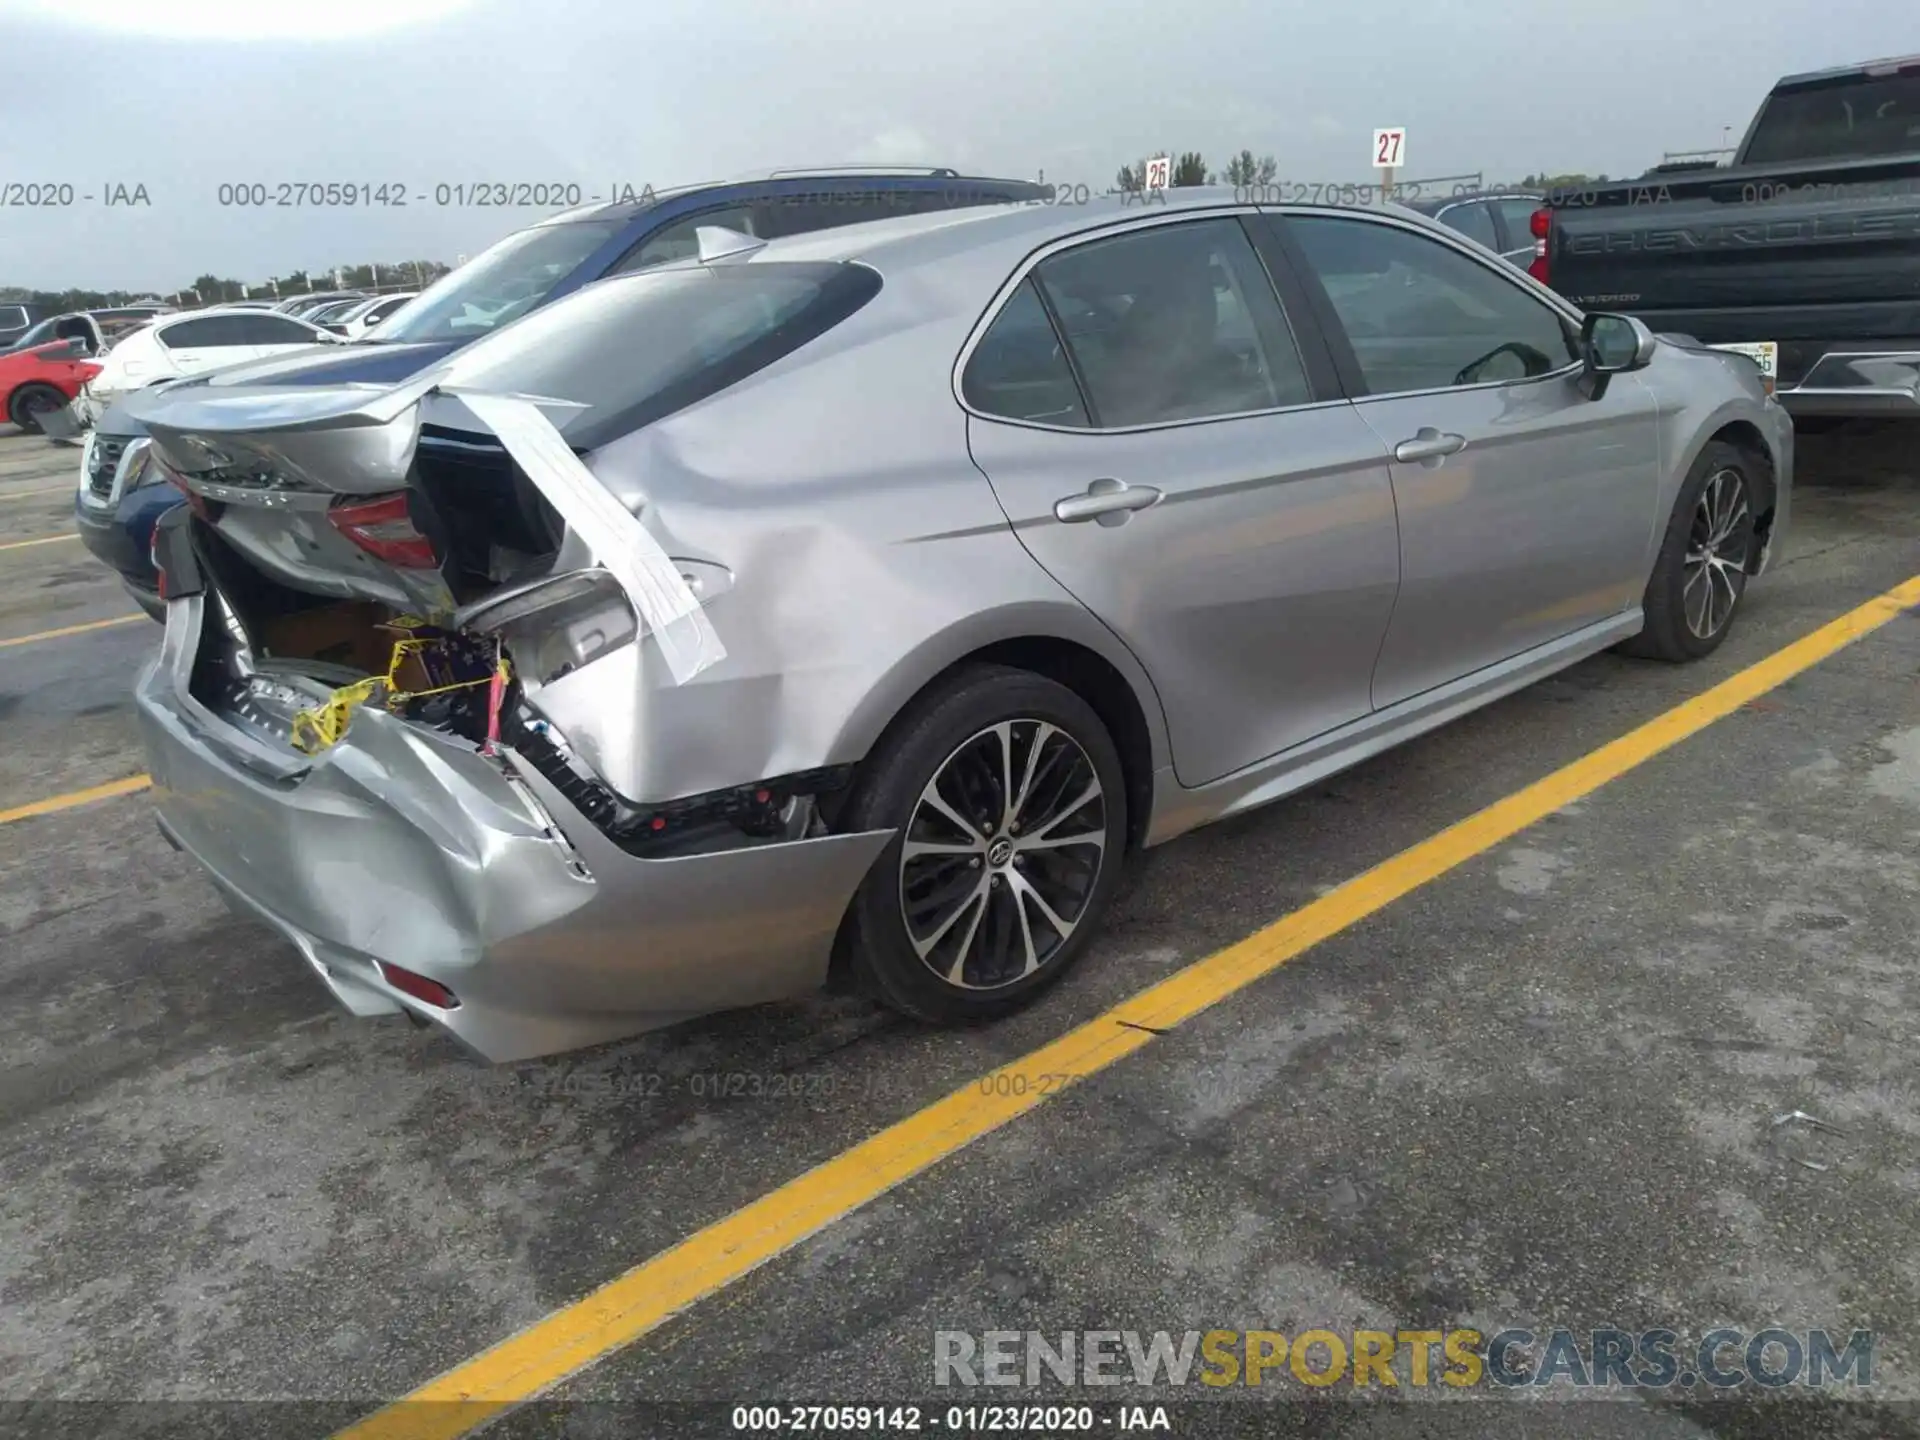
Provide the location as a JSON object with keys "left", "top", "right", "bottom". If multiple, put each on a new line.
{"left": 73, "top": 435, "right": 177, "bottom": 596}
{"left": 135, "top": 594, "right": 893, "bottom": 1063}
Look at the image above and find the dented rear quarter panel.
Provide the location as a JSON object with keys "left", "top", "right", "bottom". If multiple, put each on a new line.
{"left": 562, "top": 267, "right": 1173, "bottom": 805}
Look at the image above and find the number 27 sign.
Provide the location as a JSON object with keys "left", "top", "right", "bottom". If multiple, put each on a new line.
{"left": 1373, "top": 128, "right": 1406, "bottom": 169}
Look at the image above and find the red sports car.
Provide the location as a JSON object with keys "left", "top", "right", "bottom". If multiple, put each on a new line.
{"left": 1, "top": 341, "right": 102, "bottom": 435}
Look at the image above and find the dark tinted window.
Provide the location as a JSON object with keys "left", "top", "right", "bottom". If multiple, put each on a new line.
{"left": 0, "top": 306, "right": 26, "bottom": 329}
{"left": 436, "top": 260, "right": 882, "bottom": 451}
{"left": 1290, "top": 216, "right": 1579, "bottom": 395}
{"left": 1742, "top": 73, "right": 1920, "bottom": 164}
{"left": 1496, "top": 200, "right": 1543, "bottom": 250}
{"left": 758, "top": 189, "right": 920, "bottom": 238}
{"left": 157, "top": 317, "right": 246, "bottom": 349}
{"left": 231, "top": 315, "right": 323, "bottom": 345}
{"left": 1033, "top": 217, "right": 1311, "bottom": 427}
{"left": 1440, "top": 201, "right": 1498, "bottom": 248}
{"left": 374, "top": 218, "right": 625, "bottom": 343}
{"left": 962, "top": 278, "right": 1089, "bottom": 427}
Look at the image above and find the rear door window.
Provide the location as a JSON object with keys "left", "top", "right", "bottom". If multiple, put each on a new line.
{"left": 1439, "top": 201, "right": 1499, "bottom": 249}
{"left": 232, "top": 315, "right": 324, "bottom": 345}
{"left": 1495, "top": 199, "right": 1543, "bottom": 258}
{"left": 1031, "top": 217, "right": 1313, "bottom": 427}
{"left": 157, "top": 318, "right": 234, "bottom": 350}
{"left": 962, "top": 278, "right": 1090, "bottom": 427}
{"left": 435, "top": 260, "right": 883, "bottom": 451}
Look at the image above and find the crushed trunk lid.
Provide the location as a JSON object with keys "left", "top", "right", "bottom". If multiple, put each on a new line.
{"left": 125, "top": 378, "right": 724, "bottom": 685}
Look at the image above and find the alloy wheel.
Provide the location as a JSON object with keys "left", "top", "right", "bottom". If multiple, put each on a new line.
{"left": 1682, "top": 467, "right": 1752, "bottom": 640}
{"left": 898, "top": 719, "right": 1108, "bottom": 991}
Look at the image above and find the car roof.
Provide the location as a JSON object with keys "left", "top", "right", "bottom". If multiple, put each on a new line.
{"left": 162, "top": 306, "right": 321, "bottom": 322}
{"left": 1404, "top": 190, "right": 1542, "bottom": 213}
{"left": 1773, "top": 52, "right": 1920, "bottom": 90}
{"left": 704, "top": 185, "right": 1469, "bottom": 282}
{"left": 532, "top": 169, "right": 1049, "bottom": 228}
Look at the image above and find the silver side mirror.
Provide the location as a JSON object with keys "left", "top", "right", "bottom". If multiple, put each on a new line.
{"left": 1576, "top": 312, "right": 1656, "bottom": 400}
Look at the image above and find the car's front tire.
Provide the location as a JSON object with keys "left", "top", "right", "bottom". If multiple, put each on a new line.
{"left": 1622, "top": 440, "right": 1761, "bottom": 662}
{"left": 836, "top": 664, "right": 1127, "bottom": 1024}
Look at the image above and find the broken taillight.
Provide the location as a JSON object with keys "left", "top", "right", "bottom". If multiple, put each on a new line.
{"left": 376, "top": 961, "right": 460, "bottom": 1010}
{"left": 156, "top": 454, "right": 215, "bottom": 521}
{"left": 327, "top": 492, "right": 439, "bottom": 569}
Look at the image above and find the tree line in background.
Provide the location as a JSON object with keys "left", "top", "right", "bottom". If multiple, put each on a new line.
{"left": 3, "top": 161, "right": 1622, "bottom": 308}
{"left": 1112, "top": 152, "right": 1611, "bottom": 192}
{"left": 0, "top": 259, "right": 453, "bottom": 314}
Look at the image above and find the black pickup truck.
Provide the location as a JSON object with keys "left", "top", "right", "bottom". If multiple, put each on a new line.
{"left": 1530, "top": 54, "right": 1920, "bottom": 420}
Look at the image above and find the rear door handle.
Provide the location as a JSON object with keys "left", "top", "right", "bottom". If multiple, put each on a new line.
{"left": 1393, "top": 428, "right": 1468, "bottom": 463}
{"left": 1053, "top": 479, "right": 1164, "bottom": 524}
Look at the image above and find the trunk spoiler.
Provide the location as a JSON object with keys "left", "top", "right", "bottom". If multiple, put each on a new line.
{"left": 125, "top": 379, "right": 727, "bottom": 686}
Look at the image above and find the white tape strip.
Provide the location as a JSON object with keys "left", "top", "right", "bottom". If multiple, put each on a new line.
{"left": 456, "top": 392, "right": 726, "bottom": 686}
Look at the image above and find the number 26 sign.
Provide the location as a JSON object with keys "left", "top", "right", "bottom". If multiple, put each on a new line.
{"left": 1372, "top": 128, "right": 1407, "bottom": 169}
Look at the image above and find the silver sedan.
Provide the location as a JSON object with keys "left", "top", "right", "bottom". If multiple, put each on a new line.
{"left": 127, "top": 189, "right": 1792, "bottom": 1062}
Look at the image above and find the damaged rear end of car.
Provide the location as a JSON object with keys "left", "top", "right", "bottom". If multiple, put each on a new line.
{"left": 128, "top": 258, "right": 898, "bottom": 1062}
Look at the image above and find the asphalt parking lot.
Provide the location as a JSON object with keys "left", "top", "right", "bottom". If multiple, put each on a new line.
{"left": 2, "top": 420, "right": 1918, "bottom": 1440}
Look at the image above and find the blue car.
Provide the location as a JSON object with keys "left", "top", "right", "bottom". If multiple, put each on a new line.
{"left": 75, "top": 167, "right": 1049, "bottom": 615}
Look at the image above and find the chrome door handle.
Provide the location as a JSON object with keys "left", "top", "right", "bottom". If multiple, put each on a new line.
{"left": 1393, "top": 429, "right": 1467, "bottom": 463}
{"left": 1053, "top": 479, "right": 1163, "bottom": 524}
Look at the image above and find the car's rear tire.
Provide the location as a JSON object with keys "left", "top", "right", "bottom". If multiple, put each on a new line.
{"left": 1620, "top": 440, "right": 1760, "bottom": 662}
{"left": 6, "top": 384, "right": 66, "bottom": 435}
{"left": 836, "top": 664, "right": 1128, "bottom": 1024}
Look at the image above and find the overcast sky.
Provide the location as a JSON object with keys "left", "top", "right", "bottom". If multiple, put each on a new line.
{"left": 0, "top": 0, "right": 1908, "bottom": 292}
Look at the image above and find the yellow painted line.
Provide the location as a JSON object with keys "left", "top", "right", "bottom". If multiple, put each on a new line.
{"left": 334, "top": 575, "right": 1906, "bottom": 1439}
{"left": 0, "top": 774, "right": 150, "bottom": 827}
{"left": 0, "top": 532, "right": 79, "bottom": 553}
{"left": 0, "top": 485, "right": 75, "bottom": 502}
{"left": 0, "top": 614, "right": 144, "bottom": 649}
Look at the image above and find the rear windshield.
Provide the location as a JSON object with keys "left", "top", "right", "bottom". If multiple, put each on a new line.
{"left": 434, "top": 260, "right": 882, "bottom": 450}
{"left": 11, "top": 318, "right": 62, "bottom": 348}
{"left": 371, "top": 219, "right": 625, "bottom": 345}
{"left": 1742, "top": 72, "right": 1920, "bottom": 164}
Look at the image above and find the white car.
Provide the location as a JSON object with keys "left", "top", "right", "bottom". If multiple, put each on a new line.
{"left": 310, "top": 292, "right": 419, "bottom": 338}
{"left": 347, "top": 293, "right": 422, "bottom": 337}
{"left": 83, "top": 307, "right": 342, "bottom": 414}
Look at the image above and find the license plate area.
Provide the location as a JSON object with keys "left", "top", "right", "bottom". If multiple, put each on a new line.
{"left": 1709, "top": 341, "right": 1778, "bottom": 391}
